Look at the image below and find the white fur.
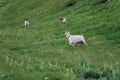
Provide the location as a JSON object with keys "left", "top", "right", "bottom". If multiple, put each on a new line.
{"left": 24, "top": 20, "right": 29, "bottom": 28}
{"left": 65, "top": 31, "right": 87, "bottom": 46}
{"left": 60, "top": 17, "right": 66, "bottom": 24}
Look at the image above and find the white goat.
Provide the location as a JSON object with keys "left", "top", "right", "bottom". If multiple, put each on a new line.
{"left": 60, "top": 17, "right": 66, "bottom": 24}
{"left": 24, "top": 19, "right": 29, "bottom": 28}
{"left": 65, "top": 31, "right": 87, "bottom": 46}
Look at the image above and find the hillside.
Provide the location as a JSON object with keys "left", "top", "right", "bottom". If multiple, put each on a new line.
{"left": 0, "top": 0, "right": 120, "bottom": 80}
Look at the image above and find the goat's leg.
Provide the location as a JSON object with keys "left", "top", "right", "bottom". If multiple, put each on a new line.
{"left": 78, "top": 43, "right": 81, "bottom": 46}
{"left": 83, "top": 40, "right": 88, "bottom": 46}
{"left": 69, "top": 42, "right": 72, "bottom": 46}
{"left": 69, "top": 42, "right": 75, "bottom": 46}
{"left": 77, "top": 42, "right": 81, "bottom": 46}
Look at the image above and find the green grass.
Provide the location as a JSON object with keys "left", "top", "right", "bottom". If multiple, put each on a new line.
{"left": 0, "top": 0, "right": 120, "bottom": 80}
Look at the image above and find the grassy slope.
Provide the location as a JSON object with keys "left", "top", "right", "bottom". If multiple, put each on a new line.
{"left": 0, "top": 0, "right": 120, "bottom": 80}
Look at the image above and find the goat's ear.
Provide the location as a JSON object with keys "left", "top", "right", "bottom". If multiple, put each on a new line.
{"left": 66, "top": 30, "right": 69, "bottom": 32}
{"left": 67, "top": 29, "right": 70, "bottom": 32}
{"left": 66, "top": 29, "right": 68, "bottom": 31}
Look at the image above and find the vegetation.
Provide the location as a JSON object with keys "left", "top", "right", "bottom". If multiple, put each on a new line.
{"left": 0, "top": 0, "right": 120, "bottom": 80}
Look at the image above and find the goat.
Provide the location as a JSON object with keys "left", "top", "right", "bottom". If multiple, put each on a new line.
{"left": 65, "top": 31, "right": 87, "bottom": 46}
{"left": 24, "top": 19, "right": 29, "bottom": 28}
{"left": 60, "top": 17, "right": 66, "bottom": 24}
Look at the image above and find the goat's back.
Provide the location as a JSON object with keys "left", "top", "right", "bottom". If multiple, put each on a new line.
{"left": 69, "top": 35, "right": 84, "bottom": 42}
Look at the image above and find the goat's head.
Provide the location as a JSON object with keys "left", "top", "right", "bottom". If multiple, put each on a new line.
{"left": 65, "top": 31, "right": 70, "bottom": 39}
{"left": 60, "top": 18, "right": 63, "bottom": 21}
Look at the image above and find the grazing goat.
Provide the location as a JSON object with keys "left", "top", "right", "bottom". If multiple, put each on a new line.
{"left": 60, "top": 17, "right": 66, "bottom": 24}
{"left": 24, "top": 19, "right": 29, "bottom": 28}
{"left": 65, "top": 31, "right": 87, "bottom": 46}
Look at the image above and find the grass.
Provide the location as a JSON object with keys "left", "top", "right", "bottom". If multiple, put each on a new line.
{"left": 0, "top": 0, "right": 120, "bottom": 80}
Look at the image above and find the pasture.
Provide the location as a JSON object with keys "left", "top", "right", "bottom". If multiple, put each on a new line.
{"left": 0, "top": 0, "right": 120, "bottom": 80}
